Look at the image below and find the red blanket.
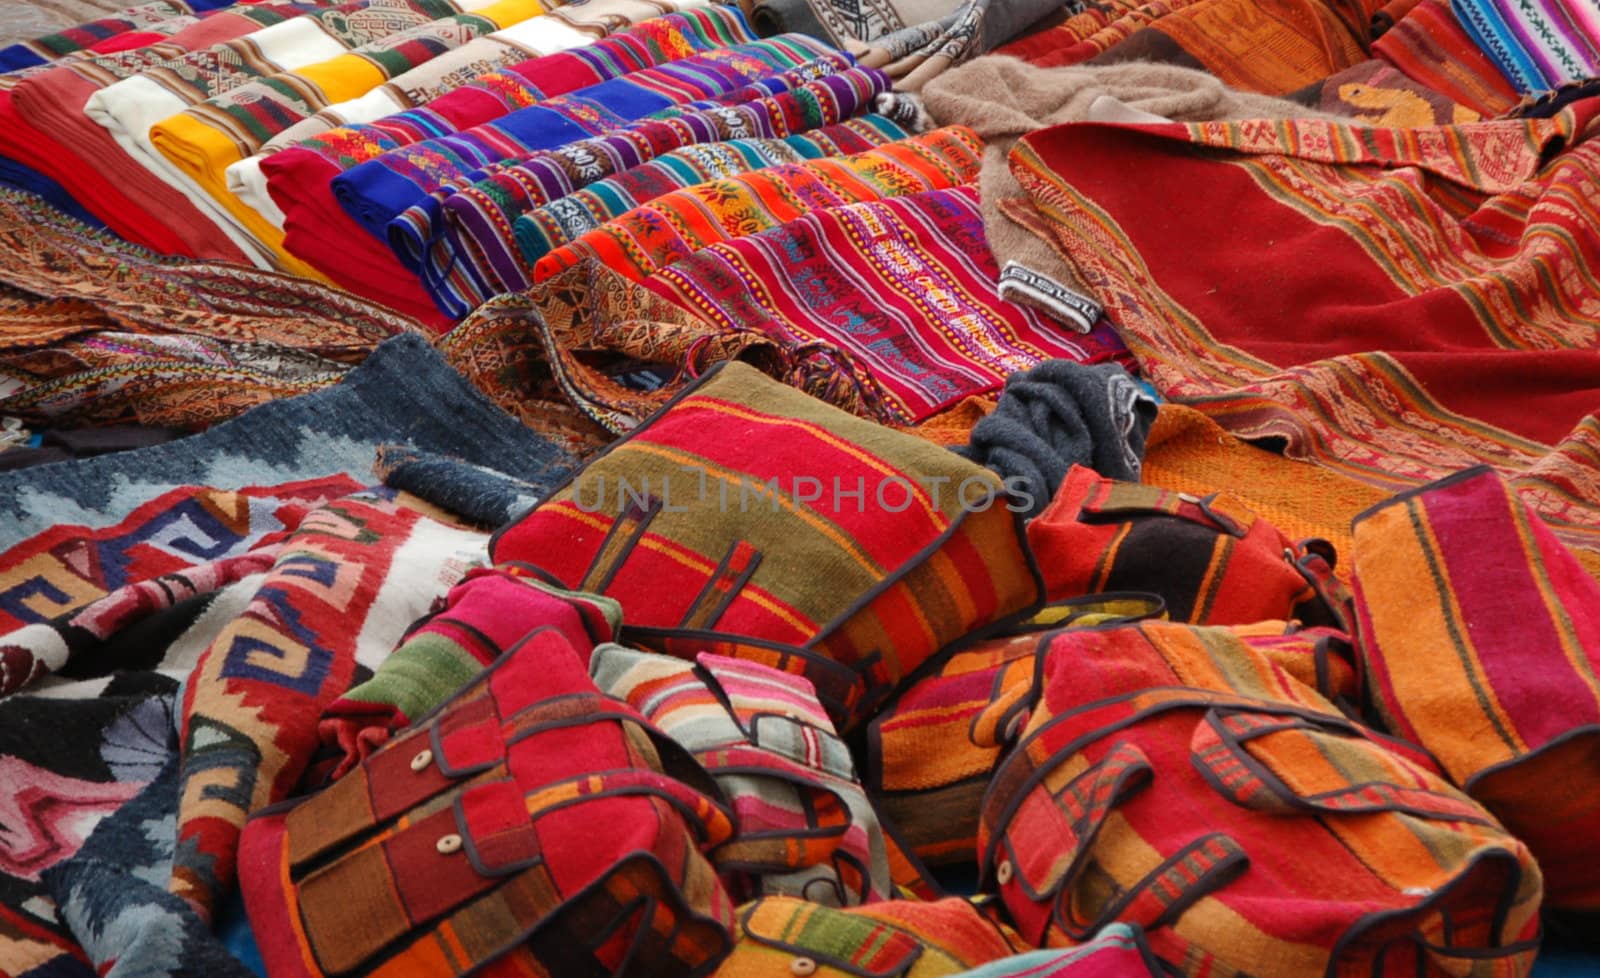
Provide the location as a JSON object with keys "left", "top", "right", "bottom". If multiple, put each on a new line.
{"left": 1011, "top": 103, "right": 1600, "bottom": 556}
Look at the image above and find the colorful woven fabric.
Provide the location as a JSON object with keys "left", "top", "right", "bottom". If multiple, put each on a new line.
{"left": 1452, "top": 0, "right": 1600, "bottom": 93}
{"left": 0, "top": 674, "right": 186, "bottom": 977}
{"left": 978, "top": 619, "right": 1543, "bottom": 976}
{"left": 993, "top": 0, "right": 1208, "bottom": 69}
{"left": 333, "top": 35, "right": 840, "bottom": 244}
{"left": 1288, "top": 57, "right": 1487, "bottom": 124}
{"left": 239, "top": 624, "right": 737, "bottom": 978}
{"left": 251, "top": 0, "right": 709, "bottom": 157}
{"left": 514, "top": 115, "right": 904, "bottom": 270}
{"left": 1010, "top": 107, "right": 1600, "bottom": 563}
{"left": 81, "top": 0, "right": 529, "bottom": 269}
{"left": 0, "top": 186, "right": 418, "bottom": 429}
{"left": 1350, "top": 465, "right": 1600, "bottom": 910}
{"left": 743, "top": 0, "right": 1063, "bottom": 90}
{"left": 0, "top": 5, "right": 208, "bottom": 100}
{"left": 148, "top": 0, "right": 552, "bottom": 266}
{"left": 225, "top": 0, "right": 701, "bottom": 229}
{"left": 998, "top": 0, "right": 1381, "bottom": 95}
{"left": 870, "top": 630, "right": 1043, "bottom": 867}
{"left": 383, "top": 50, "right": 856, "bottom": 290}
{"left": 945, "top": 925, "right": 1163, "bottom": 978}
{"left": 442, "top": 257, "right": 773, "bottom": 434}
{"left": 319, "top": 569, "right": 622, "bottom": 774}
{"left": 1025, "top": 465, "right": 1350, "bottom": 628}
{"left": 0, "top": 334, "right": 571, "bottom": 628}
{"left": 593, "top": 646, "right": 893, "bottom": 905}
{"left": 866, "top": 602, "right": 1359, "bottom": 871}
{"left": 1139, "top": 405, "right": 1393, "bottom": 583}
{"left": 1368, "top": 0, "right": 1520, "bottom": 115}
{"left": 173, "top": 492, "right": 494, "bottom": 919}
{"left": 2, "top": 1, "right": 324, "bottom": 258}
{"left": 714, "top": 897, "right": 1020, "bottom": 977}
{"left": 414, "top": 64, "right": 892, "bottom": 314}
{"left": 0, "top": 0, "right": 200, "bottom": 70}
{"left": 645, "top": 184, "right": 1130, "bottom": 425}
{"left": 0, "top": 478, "right": 351, "bottom": 645}
{"left": 531, "top": 125, "right": 984, "bottom": 289}
{"left": 266, "top": 4, "right": 749, "bottom": 324}
{"left": 489, "top": 360, "right": 1042, "bottom": 729}
{"left": 44, "top": 754, "right": 256, "bottom": 978}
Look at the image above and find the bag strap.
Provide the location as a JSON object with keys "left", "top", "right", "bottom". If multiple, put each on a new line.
{"left": 987, "top": 741, "right": 1153, "bottom": 900}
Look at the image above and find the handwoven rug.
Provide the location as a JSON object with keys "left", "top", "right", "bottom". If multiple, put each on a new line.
{"left": 0, "top": 186, "right": 421, "bottom": 429}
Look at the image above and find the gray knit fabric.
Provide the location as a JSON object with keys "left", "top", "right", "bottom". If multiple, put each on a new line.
{"left": 956, "top": 360, "right": 1159, "bottom": 516}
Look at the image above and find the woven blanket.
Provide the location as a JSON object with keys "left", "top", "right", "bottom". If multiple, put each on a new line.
{"left": 0, "top": 484, "right": 495, "bottom": 976}
{"left": 1010, "top": 106, "right": 1600, "bottom": 560}
{"left": 514, "top": 114, "right": 904, "bottom": 268}
{"left": 44, "top": 757, "right": 254, "bottom": 978}
{"left": 225, "top": 0, "right": 697, "bottom": 236}
{"left": 437, "top": 112, "right": 962, "bottom": 318}
{"left": 0, "top": 5, "right": 207, "bottom": 93}
{"left": 645, "top": 184, "right": 1130, "bottom": 425}
{"left": 0, "top": 674, "right": 187, "bottom": 977}
{"left": 261, "top": 5, "right": 756, "bottom": 319}
{"left": 147, "top": 0, "right": 551, "bottom": 264}
{"left": 81, "top": 0, "right": 535, "bottom": 269}
{"left": 382, "top": 50, "right": 857, "bottom": 313}
{"left": 1451, "top": 0, "right": 1600, "bottom": 93}
{"left": 1288, "top": 58, "right": 1487, "bottom": 125}
{"left": 1370, "top": 0, "right": 1520, "bottom": 115}
{"left": 1, "top": 1, "right": 324, "bottom": 258}
{"left": 532, "top": 125, "right": 984, "bottom": 284}
{"left": 335, "top": 34, "right": 840, "bottom": 244}
{"left": 172, "top": 491, "right": 490, "bottom": 921}
{"left": 997, "top": 0, "right": 1382, "bottom": 96}
{"left": 0, "top": 187, "right": 419, "bottom": 429}
{"left": 0, "top": 0, "right": 202, "bottom": 70}
{"left": 413, "top": 63, "right": 891, "bottom": 316}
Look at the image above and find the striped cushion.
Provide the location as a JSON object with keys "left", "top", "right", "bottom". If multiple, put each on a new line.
{"left": 491, "top": 360, "right": 1042, "bottom": 730}
{"left": 1351, "top": 464, "right": 1600, "bottom": 910}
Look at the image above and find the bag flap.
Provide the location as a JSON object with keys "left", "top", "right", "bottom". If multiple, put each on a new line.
{"left": 738, "top": 899, "right": 923, "bottom": 978}
{"left": 1191, "top": 707, "right": 1494, "bottom": 824}
{"left": 995, "top": 742, "right": 1153, "bottom": 900}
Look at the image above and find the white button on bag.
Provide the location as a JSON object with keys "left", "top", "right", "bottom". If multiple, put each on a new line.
{"left": 995, "top": 859, "right": 1014, "bottom": 885}
{"left": 410, "top": 749, "right": 432, "bottom": 772}
{"left": 790, "top": 957, "right": 817, "bottom": 976}
{"left": 436, "top": 834, "right": 463, "bottom": 855}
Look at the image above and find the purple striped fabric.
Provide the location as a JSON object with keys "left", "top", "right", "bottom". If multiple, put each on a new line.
{"left": 413, "top": 63, "right": 889, "bottom": 317}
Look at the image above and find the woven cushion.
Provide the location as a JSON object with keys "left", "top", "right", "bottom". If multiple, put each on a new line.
{"left": 491, "top": 360, "right": 1042, "bottom": 729}
{"left": 1352, "top": 465, "right": 1600, "bottom": 910}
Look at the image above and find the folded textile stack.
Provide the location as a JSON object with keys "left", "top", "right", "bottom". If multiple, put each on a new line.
{"left": 0, "top": 0, "right": 1599, "bottom": 975}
